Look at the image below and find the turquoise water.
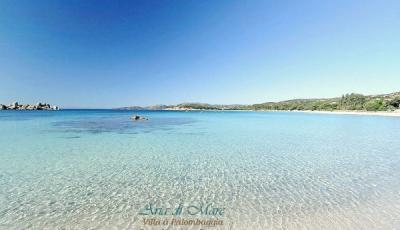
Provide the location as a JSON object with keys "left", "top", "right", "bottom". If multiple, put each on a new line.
{"left": 1, "top": 110, "right": 400, "bottom": 229}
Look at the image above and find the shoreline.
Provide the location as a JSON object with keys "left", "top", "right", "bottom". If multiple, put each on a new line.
{"left": 284, "top": 110, "right": 400, "bottom": 117}
{"left": 163, "top": 108, "right": 400, "bottom": 117}
{"left": 3, "top": 107, "right": 400, "bottom": 117}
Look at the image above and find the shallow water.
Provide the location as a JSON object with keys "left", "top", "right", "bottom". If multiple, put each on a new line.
{"left": 0, "top": 110, "right": 399, "bottom": 229}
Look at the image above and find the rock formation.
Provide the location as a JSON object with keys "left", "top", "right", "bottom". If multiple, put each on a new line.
{"left": 0, "top": 102, "right": 59, "bottom": 110}
{"left": 131, "top": 115, "right": 147, "bottom": 121}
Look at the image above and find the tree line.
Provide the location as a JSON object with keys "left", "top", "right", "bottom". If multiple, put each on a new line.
{"left": 247, "top": 93, "right": 400, "bottom": 111}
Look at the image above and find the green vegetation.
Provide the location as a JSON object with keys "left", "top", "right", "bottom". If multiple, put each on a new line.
{"left": 389, "top": 97, "right": 400, "bottom": 108}
{"left": 363, "top": 99, "right": 386, "bottom": 111}
{"left": 339, "top": 93, "right": 366, "bottom": 110}
{"left": 245, "top": 93, "right": 399, "bottom": 112}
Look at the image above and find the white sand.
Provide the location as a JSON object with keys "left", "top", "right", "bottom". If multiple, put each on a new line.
{"left": 289, "top": 110, "right": 400, "bottom": 117}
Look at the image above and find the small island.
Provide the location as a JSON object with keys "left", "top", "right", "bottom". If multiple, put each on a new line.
{"left": 0, "top": 102, "right": 59, "bottom": 110}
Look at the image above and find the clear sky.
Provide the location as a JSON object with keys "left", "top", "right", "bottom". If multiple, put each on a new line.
{"left": 0, "top": 0, "right": 399, "bottom": 108}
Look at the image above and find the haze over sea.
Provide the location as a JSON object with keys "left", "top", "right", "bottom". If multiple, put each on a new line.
{"left": 0, "top": 109, "right": 399, "bottom": 229}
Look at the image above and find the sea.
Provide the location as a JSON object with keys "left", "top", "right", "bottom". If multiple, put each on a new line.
{"left": 0, "top": 110, "right": 399, "bottom": 229}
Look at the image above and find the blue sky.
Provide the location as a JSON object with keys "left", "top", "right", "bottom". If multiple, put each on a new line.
{"left": 0, "top": 0, "right": 399, "bottom": 108}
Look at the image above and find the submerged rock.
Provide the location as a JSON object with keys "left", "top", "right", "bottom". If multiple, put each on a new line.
{"left": 131, "top": 115, "right": 148, "bottom": 121}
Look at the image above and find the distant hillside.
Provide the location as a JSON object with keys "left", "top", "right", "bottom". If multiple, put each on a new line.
{"left": 249, "top": 91, "right": 400, "bottom": 111}
{"left": 117, "top": 104, "right": 169, "bottom": 110}
{"left": 116, "top": 103, "right": 244, "bottom": 110}
{"left": 116, "top": 91, "right": 400, "bottom": 112}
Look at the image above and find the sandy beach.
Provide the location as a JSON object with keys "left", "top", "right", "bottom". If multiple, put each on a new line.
{"left": 162, "top": 108, "right": 400, "bottom": 117}
{"left": 291, "top": 110, "right": 400, "bottom": 117}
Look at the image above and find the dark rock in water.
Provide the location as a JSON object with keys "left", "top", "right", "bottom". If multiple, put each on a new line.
{"left": 131, "top": 115, "right": 148, "bottom": 121}
{"left": 0, "top": 104, "right": 6, "bottom": 110}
